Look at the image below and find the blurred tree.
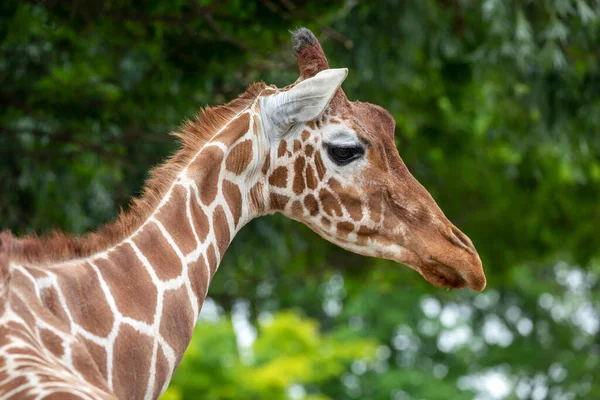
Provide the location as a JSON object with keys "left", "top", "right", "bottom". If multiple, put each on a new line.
{"left": 163, "top": 312, "right": 375, "bottom": 400}
{"left": 1, "top": 0, "right": 599, "bottom": 399}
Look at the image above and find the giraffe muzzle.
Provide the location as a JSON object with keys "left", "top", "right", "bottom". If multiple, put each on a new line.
{"left": 421, "top": 254, "right": 486, "bottom": 292}
{"left": 412, "top": 225, "right": 486, "bottom": 292}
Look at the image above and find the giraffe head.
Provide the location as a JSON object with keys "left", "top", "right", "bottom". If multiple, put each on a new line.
{"left": 253, "top": 28, "right": 485, "bottom": 291}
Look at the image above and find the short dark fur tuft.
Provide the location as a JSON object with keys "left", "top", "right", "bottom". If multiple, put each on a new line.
{"left": 291, "top": 27, "right": 318, "bottom": 53}
{"left": 290, "top": 27, "right": 329, "bottom": 78}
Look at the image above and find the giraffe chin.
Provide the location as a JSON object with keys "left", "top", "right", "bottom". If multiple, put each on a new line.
{"left": 416, "top": 259, "right": 484, "bottom": 292}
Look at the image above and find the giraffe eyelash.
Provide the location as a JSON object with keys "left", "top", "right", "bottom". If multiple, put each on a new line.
{"left": 324, "top": 142, "right": 365, "bottom": 166}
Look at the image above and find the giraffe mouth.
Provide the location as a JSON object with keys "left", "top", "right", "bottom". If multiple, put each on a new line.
{"left": 418, "top": 258, "right": 469, "bottom": 290}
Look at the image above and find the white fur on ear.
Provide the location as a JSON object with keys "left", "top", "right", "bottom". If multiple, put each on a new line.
{"left": 263, "top": 68, "right": 348, "bottom": 132}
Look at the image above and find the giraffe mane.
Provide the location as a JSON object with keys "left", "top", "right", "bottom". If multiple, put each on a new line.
{"left": 1, "top": 81, "right": 268, "bottom": 266}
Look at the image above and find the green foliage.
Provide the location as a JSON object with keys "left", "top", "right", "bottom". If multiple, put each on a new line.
{"left": 163, "top": 312, "right": 376, "bottom": 400}
{"left": 1, "top": 0, "right": 599, "bottom": 399}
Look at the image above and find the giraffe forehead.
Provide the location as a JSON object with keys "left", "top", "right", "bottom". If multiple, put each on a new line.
{"left": 320, "top": 124, "right": 361, "bottom": 146}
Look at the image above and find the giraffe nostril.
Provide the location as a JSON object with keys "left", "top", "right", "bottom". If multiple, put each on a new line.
{"left": 448, "top": 226, "right": 476, "bottom": 253}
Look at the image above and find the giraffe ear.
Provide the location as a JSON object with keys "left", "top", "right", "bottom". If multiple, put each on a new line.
{"left": 263, "top": 68, "right": 348, "bottom": 132}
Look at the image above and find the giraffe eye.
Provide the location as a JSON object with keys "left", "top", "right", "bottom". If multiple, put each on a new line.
{"left": 326, "top": 144, "right": 365, "bottom": 166}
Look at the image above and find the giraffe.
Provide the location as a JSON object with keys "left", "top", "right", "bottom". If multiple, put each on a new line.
{"left": 0, "top": 28, "right": 486, "bottom": 399}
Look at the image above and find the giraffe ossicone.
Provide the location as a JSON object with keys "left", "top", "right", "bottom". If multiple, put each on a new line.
{"left": 0, "top": 27, "right": 486, "bottom": 399}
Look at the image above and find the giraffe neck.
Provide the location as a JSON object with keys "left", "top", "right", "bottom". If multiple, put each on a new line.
{"left": 45, "top": 106, "right": 266, "bottom": 399}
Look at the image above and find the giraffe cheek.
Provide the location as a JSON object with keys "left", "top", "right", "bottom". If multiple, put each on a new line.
{"left": 303, "top": 194, "right": 319, "bottom": 216}
{"left": 383, "top": 211, "right": 401, "bottom": 231}
{"left": 314, "top": 151, "right": 326, "bottom": 180}
{"left": 293, "top": 157, "right": 307, "bottom": 195}
{"left": 320, "top": 216, "right": 332, "bottom": 230}
{"left": 368, "top": 194, "right": 384, "bottom": 224}
{"left": 339, "top": 192, "right": 363, "bottom": 222}
{"left": 305, "top": 164, "right": 318, "bottom": 190}
{"left": 336, "top": 221, "right": 355, "bottom": 238}
{"left": 319, "top": 188, "right": 343, "bottom": 217}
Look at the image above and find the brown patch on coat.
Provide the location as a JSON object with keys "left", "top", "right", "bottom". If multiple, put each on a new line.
{"left": 215, "top": 113, "right": 251, "bottom": 147}
{"left": 338, "top": 190, "right": 363, "bottom": 221}
{"left": 189, "top": 146, "right": 224, "bottom": 206}
{"left": 301, "top": 130, "right": 310, "bottom": 141}
{"left": 261, "top": 154, "right": 271, "bottom": 175}
{"left": 206, "top": 244, "right": 217, "bottom": 276}
{"left": 368, "top": 194, "right": 383, "bottom": 223}
{"left": 375, "top": 235, "right": 395, "bottom": 248}
{"left": 71, "top": 340, "right": 108, "bottom": 390}
{"left": 327, "top": 178, "right": 341, "bottom": 191}
{"left": 223, "top": 180, "right": 242, "bottom": 227}
{"left": 277, "top": 140, "right": 288, "bottom": 158}
{"left": 293, "top": 157, "right": 306, "bottom": 194}
{"left": 160, "top": 287, "right": 195, "bottom": 364}
{"left": 10, "top": 268, "right": 35, "bottom": 300}
{"left": 137, "top": 223, "right": 182, "bottom": 281}
{"left": 305, "top": 144, "right": 314, "bottom": 158}
{"left": 7, "top": 294, "right": 37, "bottom": 328}
{"left": 269, "top": 193, "right": 290, "bottom": 211}
{"left": 291, "top": 201, "right": 304, "bottom": 218}
{"left": 39, "top": 327, "right": 64, "bottom": 358}
{"left": 358, "top": 225, "right": 377, "bottom": 236}
{"left": 355, "top": 234, "right": 368, "bottom": 246}
{"left": 269, "top": 166, "right": 288, "bottom": 188}
{"left": 112, "top": 324, "right": 153, "bottom": 399}
{"left": 252, "top": 112, "right": 261, "bottom": 135}
{"left": 314, "top": 151, "right": 326, "bottom": 180}
{"left": 155, "top": 185, "right": 196, "bottom": 254}
{"left": 58, "top": 264, "right": 114, "bottom": 337}
{"left": 226, "top": 139, "right": 253, "bottom": 175}
{"left": 319, "top": 188, "right": 342, "bottom": 217}
{"left": 41, "top": 393, "right": 83, "bottom": 400}
{"left": 249, "top": 181, "right": 264, "bottom": 213}
{"left": 152, "top": 348, "right": 171, "bottom": 399}
{"left": 303, "top": 194, "right": 319, "bottom": 216}
{"left": 188, "top": 256, "right": 209, "bottom": 308}
{"left": 305, "top": 164, "right": 318, "bottom": 190}
{"left": 0, "top": 372, "right": 27, "bottom": 399}
{"left": 384, "top": 211, "right": 401, "bottom": 231}
{"left": 96, "top": 245, "right": 157, "bottom": 325}
{"left": 45, "top": 392, "right": 94, "bottom": 400}
{"left": 212, "top": 206, "right": 230, "bottom": 259}
{"left": 39, "top": 286, "right": 71, "bottom": 327}
{"left": 336, "top": 221, "right": 355, "bottom": 236}
{"left": 293, "top": 140, "right": 301, "bottom": 152}
{"left": 190, "top": 191, "right": 210, "bottom": 242}
{"left": 78, "top": 335, "right": 108, "bottom": 380}
{"left": 306, "top": 121, "right": 316, "bottom": 130}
